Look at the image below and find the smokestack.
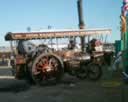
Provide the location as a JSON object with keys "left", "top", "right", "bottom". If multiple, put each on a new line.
{"left": 77, "top": 0, "right": 85, "bottom": 51}
{"left": 77, "top": 0, "right": 85, "bottom": 29}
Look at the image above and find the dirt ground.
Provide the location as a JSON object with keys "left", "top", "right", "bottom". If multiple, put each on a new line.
{"left": 0, "top": 66, "right": 127, "bottom": 102}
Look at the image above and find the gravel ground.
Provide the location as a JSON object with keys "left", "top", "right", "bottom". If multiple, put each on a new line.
{"left": 0, "top": 66, "right": 127, "bottom": 102}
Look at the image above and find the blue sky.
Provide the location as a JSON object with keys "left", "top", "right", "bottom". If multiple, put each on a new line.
{"left": 0, "top": 0, "right": 122, "bottom": 46}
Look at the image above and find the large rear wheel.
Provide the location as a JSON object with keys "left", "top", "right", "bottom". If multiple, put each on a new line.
{"left": 31, "top": 53, "right": 64, "bottom": 85}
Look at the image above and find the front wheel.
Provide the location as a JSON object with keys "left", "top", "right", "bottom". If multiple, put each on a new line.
{"left": 76, "top": 64, "right": 88, "bottom": 79}
{"left": 87, "top": 63, "right": 102, "bottom": 80}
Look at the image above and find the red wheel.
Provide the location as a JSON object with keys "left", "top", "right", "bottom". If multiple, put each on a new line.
{"left": 31, "top": 53, "right": 64, "bottom": 85}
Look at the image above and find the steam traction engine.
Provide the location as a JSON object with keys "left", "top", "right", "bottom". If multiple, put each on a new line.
{"left": 5, "top": 29, "right": 112, "bottom": 85}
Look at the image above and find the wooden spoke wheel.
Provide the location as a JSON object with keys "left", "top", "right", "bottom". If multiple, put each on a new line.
{"left": 31, "top": 53, "right": 64, "bottom": 85}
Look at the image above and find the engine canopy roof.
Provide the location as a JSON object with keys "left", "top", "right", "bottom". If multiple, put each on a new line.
{"left": 5, "top": 29, "right": 111, "bottom": 41}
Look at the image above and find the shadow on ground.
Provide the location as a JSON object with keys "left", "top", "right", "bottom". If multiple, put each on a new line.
{"left": 0, "top": 79, "right": 30, "bottom": 93}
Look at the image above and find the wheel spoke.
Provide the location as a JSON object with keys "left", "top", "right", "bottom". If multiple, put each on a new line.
{"left": 33, "top": 71, "right": 41, "bottom": 75}
{"left": 50, "top": 58, "right": 58, "bottom": 69}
